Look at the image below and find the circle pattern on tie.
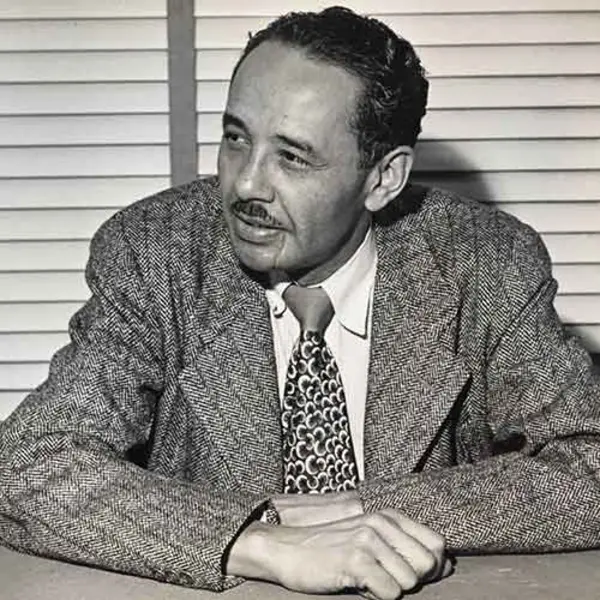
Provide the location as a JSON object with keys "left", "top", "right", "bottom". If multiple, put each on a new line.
{"left": 282, "top": 331, "right": 358, "bottom": 494}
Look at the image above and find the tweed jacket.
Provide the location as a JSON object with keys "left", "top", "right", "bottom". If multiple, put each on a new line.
{"left": 1, "top": 177, "right": 599, "bottom": 591}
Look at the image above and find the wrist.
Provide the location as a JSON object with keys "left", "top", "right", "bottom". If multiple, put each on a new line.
{"left": 225, "top": 520, "right": 280, "bottom": 582}
{"left": 273, "top": 490, "right": 363, "bottom": 526}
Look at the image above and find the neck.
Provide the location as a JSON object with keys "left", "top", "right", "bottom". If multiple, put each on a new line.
{"left": 290, "top": 213, "right": 371, "bottom": 286}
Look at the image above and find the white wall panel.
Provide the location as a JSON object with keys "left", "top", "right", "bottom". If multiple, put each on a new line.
{"left": 0, "top": 303, "right": 83, "bottom": 332}
{"left": 0, "top": 273, "right": 89, "bottom": 302}
{"left": 496, "top": 203, "right": 600, "bottom": 234}
{"left": 0, "top": 178, "right": 170, "bottom": 209}
{"left": 553, "top": 266, "right": 600, "bottom": 294}
{"left": 0, "top": 241, "right": 89, "bottom": 270}
{"left": 0, "top": 51, "right": 168, "bottom": 83}
{"left": 0, "top": 115, "right": 169, "bottom": 146}
{"left": 195, "top": 0, "right": 600, "bottom": 16}
{"left": 411, "top": 172, "right": 599, "bottom": 202}
{"left": 544, "top": 234, "right": 600, "bottom": 264}
{"left": 556, "top": 296, "right": 600, "bottom": 325}
{"left": 0, "top": 333, "right": 70, "bottom": 362}
{"left": 414, "top": 140, "right": 599, "bottom": 172}
{"left": 0, "top": 147, "right": 170, "bottom": 178}
{"left": 0, "top": 209, "right": 116, "bottom": 240}
{"left": 380, "top": 14, "right": 600, "bottom": 45}
{"left": 422, "top": 109, "right": 600, "bottom": 140}
{"left": 0, "top": 363, "right": 53, "bottom": 390}
{"left": 196, "top": 13, "right": 600, "bottom": 47}
{"left": 0, "top": 83, "right": 168, "bottom": 115}
{"left": 1, "top": 1, "right": 167, "bottom": 19}
{"left": 0, "top": 20, "right": 167, "bottom": 51}
{"left": 0, "top": 393, "right": 27, "bottom": 420}
{"left": 428, "top": 78, "right": 600, "bottom": 109}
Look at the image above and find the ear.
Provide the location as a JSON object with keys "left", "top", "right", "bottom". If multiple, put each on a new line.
{"left": 364, "top": 146, "right": 414, "bottom": 213}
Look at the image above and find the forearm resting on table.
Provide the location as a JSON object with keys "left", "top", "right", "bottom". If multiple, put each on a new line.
{"left": 225, "top": 495, "right": 451, "bottom": 600}
{"left": 225, "top": 492, "right": 364, "bottom": 581}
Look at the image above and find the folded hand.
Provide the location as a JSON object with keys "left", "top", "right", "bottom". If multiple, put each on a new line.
{"left": 228, "top": 508, "right": 451, "bottom": 600}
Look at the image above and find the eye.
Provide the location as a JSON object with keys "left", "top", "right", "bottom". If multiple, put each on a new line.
{"left": 222, "top": 129, "right": 247, "bottom": 148}
{"left": 279, "top": 149, "right": 311, "bottom": 169}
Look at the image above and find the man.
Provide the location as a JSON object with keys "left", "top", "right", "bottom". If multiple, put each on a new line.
{"left": 1, "top": 6, "right": 599, "bottom": 599}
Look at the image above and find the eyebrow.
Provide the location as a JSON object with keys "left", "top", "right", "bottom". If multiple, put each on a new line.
{"left": 222, "top": 112, "right": 247, "bottom": 131}
{"left": 274, "top": 133, "right": 318, "bottom": 158}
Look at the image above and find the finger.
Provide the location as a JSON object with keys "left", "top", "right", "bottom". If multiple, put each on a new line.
{"left": 354, "top": 527, "right": 419, "bottom": 594}
{"left": 351, "top": 550, "right": 403, "bottom": 600}
{"left": 379, "top": 510, "right": 446, "bottom": 579}
{"left": 381, "top": 510, "right": 446, "bottom": 558}
{"left": 363, "top": 513, "right": 438, "bottom": 581}
{"left": 441, "top": 557, "right": 455, "bottom": 579}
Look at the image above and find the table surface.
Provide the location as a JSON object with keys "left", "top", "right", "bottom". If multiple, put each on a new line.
{"left": 2, "top": 546, "right": 600, "bottom": 600}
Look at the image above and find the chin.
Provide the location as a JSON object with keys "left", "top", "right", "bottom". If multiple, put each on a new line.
{"left": 231, "top": 240, "right": 280, "bottom": 274}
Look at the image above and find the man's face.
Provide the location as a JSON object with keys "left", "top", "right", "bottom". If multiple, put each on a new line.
{"left": 218, "top": 41, "right": 373, "bottom": 285}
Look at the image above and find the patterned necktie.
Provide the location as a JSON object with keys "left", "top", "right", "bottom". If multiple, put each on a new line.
{"left": 281, "top": 284, "right": 358, "bottom": 494}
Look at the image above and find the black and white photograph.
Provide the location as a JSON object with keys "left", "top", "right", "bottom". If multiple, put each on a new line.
{"left": 0, "top": 1, "right": 599, "bottom": 599}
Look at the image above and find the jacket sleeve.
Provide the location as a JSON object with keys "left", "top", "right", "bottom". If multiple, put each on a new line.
{"left": 0, "top": 212, "right": 267, "bottom": 591}
{"left": 357, "top": 221, "right": 600, "bottom": 554}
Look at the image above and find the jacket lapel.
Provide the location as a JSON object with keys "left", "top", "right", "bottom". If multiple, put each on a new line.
{"left": 178, "top": 230, "right": 283, "bottom": 494}
{"left": 364, "top": 218, "right": 471, "bottom": 479}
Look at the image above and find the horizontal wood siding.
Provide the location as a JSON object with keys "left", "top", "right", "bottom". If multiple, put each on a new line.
{"left": 0, "top": 1, "right": 169, "bottom": 418}
{"left": 1, "top": 1, "right": 598, "bottom": 419}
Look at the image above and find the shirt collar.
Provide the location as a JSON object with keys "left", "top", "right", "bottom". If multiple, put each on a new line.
{"left": 265, "top": 227, "right": 377, "bottom": 338}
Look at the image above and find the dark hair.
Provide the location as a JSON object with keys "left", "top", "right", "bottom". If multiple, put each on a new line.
{"left": 231, "top": 6, "right": 429, "bottom": 168}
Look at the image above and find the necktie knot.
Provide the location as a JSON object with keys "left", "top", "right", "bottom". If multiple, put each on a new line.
{"left": 283, "top": 284, "right": 334, "bottom": 333}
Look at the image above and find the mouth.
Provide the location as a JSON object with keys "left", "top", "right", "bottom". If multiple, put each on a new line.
{"left": 231, "top": 201, "right": 285, "bottom": 230}
{"left": 229, "top": 208, "right": 286, "bottom": 246}
{"left": 234, "top": 211, "right": 283, "bottom": 230}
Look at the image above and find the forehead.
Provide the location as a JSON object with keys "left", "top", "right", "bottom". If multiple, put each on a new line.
{"left": 226, "top": 41, "right": 363, "bottom": 145}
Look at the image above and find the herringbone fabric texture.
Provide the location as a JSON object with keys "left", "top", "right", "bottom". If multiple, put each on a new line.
{"left": 281, "top": 286, "right": 358, "bottom": 494}
{"left": 0, "top": 178, "right": 599, "bottom": 592}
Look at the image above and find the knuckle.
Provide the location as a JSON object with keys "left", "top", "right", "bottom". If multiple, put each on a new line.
{"left": 348, "top": 546, "right": 370, "bottom": 571}
{"left": 419, "top": 553, "right": 437, "bottom": 577}
{"left": 335, "top": 568, "right": 356, "bottom": 591}
{"left": 381, "top": 581, "right": 402, "bottom": 600}
{"left": 403, "top": 570, "right": 419, "bottom": 591}
{"left": 364, "top": 512, "right": 387, "bottom": 531}
{"left": 357, "top": 574, "right": 400, "bottom": 600}
{"left": 430, "top": 532, "right": 447, "bottom": 555}
{"left": 400, "top": 570, "right": 420, "bottom": 592}
{"left": 355, "top": 525, "right": 377, "bottom": 547}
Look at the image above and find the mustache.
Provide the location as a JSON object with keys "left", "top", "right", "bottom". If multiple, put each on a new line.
{"left": 231, "top": 200, "right": 284, "bottom": 228}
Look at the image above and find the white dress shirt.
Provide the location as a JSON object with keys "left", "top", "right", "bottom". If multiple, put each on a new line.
{"left": 265, "top": 228, "right": 377, "bottom": 481}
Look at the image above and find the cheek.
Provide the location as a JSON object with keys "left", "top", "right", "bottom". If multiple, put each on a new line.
{"left": 217, "top": 146, "right": 239, "bottom": 191}
{"left": 287, "top": 198, "right": 348, "bottom": 251}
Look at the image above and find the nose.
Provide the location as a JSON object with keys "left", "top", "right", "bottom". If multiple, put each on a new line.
{"left": 234, "top": 150, "right": 273, "bottom": 202}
